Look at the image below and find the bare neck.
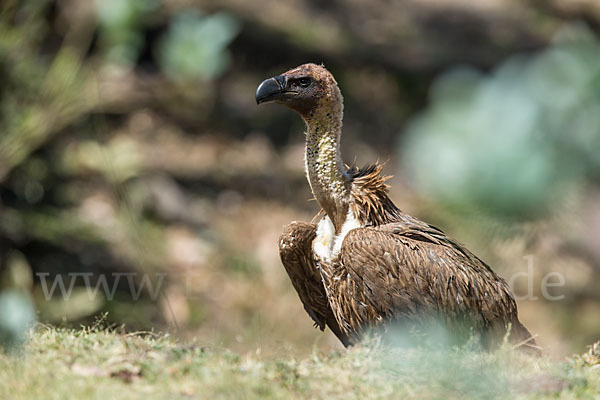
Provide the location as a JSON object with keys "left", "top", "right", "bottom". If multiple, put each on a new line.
{"left": 303, "top": 105, "right": 350, "bottom": 232}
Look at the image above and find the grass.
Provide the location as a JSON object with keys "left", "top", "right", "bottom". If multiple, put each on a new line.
{"left": 0, "top": 325, "right": 598, "bottom": 400}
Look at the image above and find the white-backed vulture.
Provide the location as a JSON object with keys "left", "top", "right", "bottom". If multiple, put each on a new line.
{"left": 256, "top": 63, "right": 539, "bottom": 353}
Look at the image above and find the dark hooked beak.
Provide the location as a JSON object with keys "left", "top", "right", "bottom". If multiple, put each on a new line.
{"left": 255, "top": 75, "right": 289, "bottom": 104}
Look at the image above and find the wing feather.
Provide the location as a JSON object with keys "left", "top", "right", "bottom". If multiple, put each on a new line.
{"left": 338, "top": 221, "right": 533, "bottom": 348}
{"left": 279, "top": 221, "right": 354, "bottom": 346}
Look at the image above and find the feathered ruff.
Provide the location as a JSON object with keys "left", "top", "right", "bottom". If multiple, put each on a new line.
{"left": 311, "top": 162, "right": 402, "bottom": 226}
{"left": 346, "top": 163, "right": 404, "bottom": 226}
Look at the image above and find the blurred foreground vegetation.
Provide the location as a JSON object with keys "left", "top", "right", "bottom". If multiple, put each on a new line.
{"left": 0, "top": 0, "right": 599, "bottom": 357}
{"left": 0, "top": 326, "right": 599, "bottom": 400}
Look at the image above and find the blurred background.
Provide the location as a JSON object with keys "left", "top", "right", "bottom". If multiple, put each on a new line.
{"left": 1, "top": 0, "right": 599, "bottom": 358}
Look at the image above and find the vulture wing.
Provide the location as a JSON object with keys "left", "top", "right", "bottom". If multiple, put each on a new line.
{"left": 337, "top": 221, "right": 536, "bottom": 349}
{"left": 279, "top": 221, "right": 353, "bottom": 346}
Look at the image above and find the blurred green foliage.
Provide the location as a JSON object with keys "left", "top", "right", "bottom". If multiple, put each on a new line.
{"left": 157, "top": 11, "right": 240, "bottom": 81}
{"left": 96, "top": 0, "right": 240, "bottom": 79}
{"left": 402, "top": 25, "right": 600, "bottom": 219}
{"left": 0, "top": 251, "right": 36, "bottom": 351}
{"left": 97, "top": 0, "right": 161, "bottom": 65}
{"left": 0, "top": 291, "right": 35, "bottom": 350}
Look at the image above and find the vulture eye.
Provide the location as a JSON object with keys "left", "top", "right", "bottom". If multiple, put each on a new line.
{"left": 297, "top": 77, "right": 312, "bottom": 87}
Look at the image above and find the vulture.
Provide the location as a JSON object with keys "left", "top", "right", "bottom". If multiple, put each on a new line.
{"left": 256, "top": 63, "right": 539, "bottom": 352}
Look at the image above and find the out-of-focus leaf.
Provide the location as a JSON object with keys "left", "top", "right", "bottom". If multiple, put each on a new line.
{"left": 0, "top": 291, "right": 36, "bottom": 351}
{"left": 157, "top": 11, "right": 240, "bottom": 82}
{"left": 95, "top": 0, "right": 160, "bottom": 66}
{"left": 401, "top": 24, "right": 600, "bottom": 219}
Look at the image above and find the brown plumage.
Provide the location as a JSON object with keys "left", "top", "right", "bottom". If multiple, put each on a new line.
{"left": 256, "top": 63, "right": 539, "bottom": 352}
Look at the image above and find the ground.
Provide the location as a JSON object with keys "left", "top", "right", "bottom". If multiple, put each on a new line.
{"left": 0, "top": 326, "right": 598, "bottom": 399}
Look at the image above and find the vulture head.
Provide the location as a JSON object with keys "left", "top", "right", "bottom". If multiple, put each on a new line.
{"left": 256, "top": 63, "right": 342, "bottom": 119}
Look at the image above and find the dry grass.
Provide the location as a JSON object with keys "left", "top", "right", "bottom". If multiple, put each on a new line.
{"left": 0, "top": 325, "right": 598, "bottom": 399}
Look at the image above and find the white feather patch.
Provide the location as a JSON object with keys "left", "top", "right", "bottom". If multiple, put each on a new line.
{"left": 313, "top": 209, "right": 361, "bottom": 262}
{"left": 313, "top": 216, "right": 335, "bottom": 261}
{"left": 333, "top": 208, "right": 360, "bottom": 256}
